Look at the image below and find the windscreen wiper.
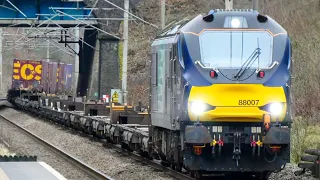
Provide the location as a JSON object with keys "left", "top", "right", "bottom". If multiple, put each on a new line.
{"left": 234, "top": 48, "right": 261, "bottom": 79}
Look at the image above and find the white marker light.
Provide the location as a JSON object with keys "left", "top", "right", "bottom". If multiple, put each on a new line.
{"left": 231, "top": 18, "right": 241, "bottom": 28}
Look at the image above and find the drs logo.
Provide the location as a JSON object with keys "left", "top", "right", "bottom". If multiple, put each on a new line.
{"left": 13, "top": 60, "right": 42, "bottom": 81}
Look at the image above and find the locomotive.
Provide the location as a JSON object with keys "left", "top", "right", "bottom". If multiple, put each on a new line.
{"left": 150, "top": 9, "right": 292, "bottom": 179}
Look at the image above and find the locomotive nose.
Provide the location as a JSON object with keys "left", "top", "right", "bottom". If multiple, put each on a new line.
{"left": 188, "top": 84, "right": 287, "bottom": 123}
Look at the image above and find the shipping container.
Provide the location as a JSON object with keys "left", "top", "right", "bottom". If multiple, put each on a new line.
{"left": 11, "top": 59, "right": 73, "bottom": 94}
{"left": 57, "top": 63, "right": 66, "bottom": 93}
{"left": 40, "top": 60, "right": 49, "bottom": 92}
{"left": 48, "top": 62, "right": 58, "bottom": 94}
{"left": 64, "top": 64, "right": 73, "bottom": 94}
{"left": 12, "top": 59, "right": 42, "bottom": 90}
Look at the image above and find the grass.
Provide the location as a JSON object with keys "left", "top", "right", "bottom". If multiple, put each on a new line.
{"left": 291, "top": 116, "right": 320, "bottom": 163}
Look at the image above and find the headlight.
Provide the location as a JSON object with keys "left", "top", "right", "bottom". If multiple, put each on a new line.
{"left": 224, "top": 16, "right": 248, "bottom": 28}
{"left": 191, "top": 101, "right": 206, "bottom": 115}
{"left": 269, "top": 103, "right": 283, "bottom": 116}
{"left": 231, "top": 18, "right": 241, "bottom": 28}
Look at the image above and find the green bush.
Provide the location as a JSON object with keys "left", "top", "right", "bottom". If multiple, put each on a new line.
{"left": 291, "top": 116, "right": 320, "bottom": 163}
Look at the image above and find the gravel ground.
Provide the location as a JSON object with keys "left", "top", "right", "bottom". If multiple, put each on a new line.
{"left": 0, "top": 114, "right": 92, "bottom": 180}
{"left": 0, "top": 105, "right": 175, "bottom": 180}
{"left": 0, "top": 103, "right": 318, "bottom": 180}
{"left": 269, "top": 163, "right": 318, "bottom": 180}
{"left": 0, "top": 142, "right": 15, "bottom": 156}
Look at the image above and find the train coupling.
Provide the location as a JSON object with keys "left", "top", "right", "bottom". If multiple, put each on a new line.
{"left": 233, "top": 132, "right": 242, "bottom": 167}
{"left": 225, "top": 132, "right": 248, "bottom": 167}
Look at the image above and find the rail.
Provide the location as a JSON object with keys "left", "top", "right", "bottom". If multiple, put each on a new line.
{"left": 0, "top": 114, "right": 114, "bottom": 180}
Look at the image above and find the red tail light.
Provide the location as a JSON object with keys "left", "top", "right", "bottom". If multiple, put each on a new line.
{"left": 270, "top": 145, "right": 281, "bottom": 152}
{"left": 258, "top": 71, "right": 265, "bottom": 78}
{"left": 193, "top": 145, "right": 205, "bottom": 155}
{"left": 210, "top": 70, "right": 217, "bottom": 78}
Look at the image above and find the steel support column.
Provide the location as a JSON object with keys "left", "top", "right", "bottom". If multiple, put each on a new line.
{"left": 161, "top": 0, "right": 165, "bottom": 29}
{"left": 0, "top": 29, "right": 2, "bottom": 96}
{"left": 74, "top": 27, "right": 80, "bottom": 97}
{"left": 121, "top": 0, "right": 129, "bottom": 105}
{"left": 225, "top": 0, "right": 233, "bottom": 9}
{"left": 253, "top": 0, "right": 259, "bottom": 11}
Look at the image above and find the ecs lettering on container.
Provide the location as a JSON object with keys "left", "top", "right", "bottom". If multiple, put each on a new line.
{"left": 11, "top": 59, "right": 73, "bottom": 94}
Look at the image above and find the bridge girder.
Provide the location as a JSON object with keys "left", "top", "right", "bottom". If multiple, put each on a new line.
{"left": 0, "top": 0, "right": 98, "bottom": 27}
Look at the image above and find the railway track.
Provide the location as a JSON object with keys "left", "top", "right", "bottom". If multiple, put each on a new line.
{"left": 101, "top": 140, "right": 195, "bottom": 180}
{"left": 1, "top": 114, "right": 268, "bottom": 180}
{"left": 43, "top": 114, "right": 195, "bottom": 180}
{"left": 0, "top": 114, "right": 114, "bottom": 180}
{"left": 0, "top": 103, "right": 194, "bottom": 180}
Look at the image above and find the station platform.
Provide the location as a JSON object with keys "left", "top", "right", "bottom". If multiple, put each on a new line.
{"left": 0, "top": 162, "right": 66, "bottom": 180}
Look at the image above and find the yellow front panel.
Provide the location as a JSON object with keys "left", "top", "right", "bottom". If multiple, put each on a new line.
{"left": 188, "top": 84, "right": 287, "bottom": 122}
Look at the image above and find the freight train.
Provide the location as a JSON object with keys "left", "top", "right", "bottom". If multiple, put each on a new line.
{"left": 7, "top": 9, "right": 292, "bottom": 180}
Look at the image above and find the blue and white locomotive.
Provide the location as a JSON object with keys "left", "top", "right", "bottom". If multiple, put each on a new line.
{"left": 149, "top": 9, "right": 292, "bottom": 179}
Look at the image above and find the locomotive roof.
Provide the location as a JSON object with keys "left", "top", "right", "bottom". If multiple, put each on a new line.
{"left": 156, "top": 9, "right": 287, "bottom": 39}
